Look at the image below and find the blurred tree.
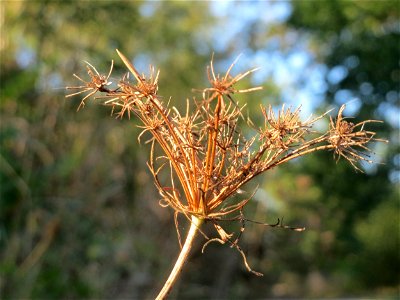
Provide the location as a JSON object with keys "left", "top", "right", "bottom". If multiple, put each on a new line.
{"left": 266, "top": 0, "right": 400, "bottom": 296}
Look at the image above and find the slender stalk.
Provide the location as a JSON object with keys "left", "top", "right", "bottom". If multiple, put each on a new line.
{"left": 156, "top": 216, "right": 203, "bottom": 300}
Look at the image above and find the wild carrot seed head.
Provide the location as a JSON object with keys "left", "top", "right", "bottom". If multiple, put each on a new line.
{"left": 66, "top": 50, "right": 387, "bottom": 275}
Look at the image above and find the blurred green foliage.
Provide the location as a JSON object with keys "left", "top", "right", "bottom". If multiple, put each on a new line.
{"left": 284, "top": 1, "right": 399, "bottom": 296}
{"left": 1, "top": 1, "right": 398, "bottom": 299}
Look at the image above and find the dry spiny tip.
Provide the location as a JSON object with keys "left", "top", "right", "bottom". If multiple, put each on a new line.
{"left": 259, "top": 104, "right": 310, "bottom": 149}
{"left": 99, "top": 51, "right": 161, "bottom": 119}
{"left": 66, "top": 60, "right": 113, "bottom": 111}
{"left": 328, "top": 104, "right": 386, "bottom": 172}
{"left": 202, "top": 54, "right": 262, "bottom": 102}
{"left": 116, "top": 49, "right": 160, "bottom": 97}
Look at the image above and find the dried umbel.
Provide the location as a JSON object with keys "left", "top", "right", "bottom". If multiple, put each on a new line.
{"left": 66, "top": 50, "right": 386, "bottom": 299}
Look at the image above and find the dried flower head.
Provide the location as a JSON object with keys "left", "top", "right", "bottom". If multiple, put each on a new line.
{"left": 66, "top": 60, "right": 113, "bottom": 110}
{"left": 203, "top": 54, "right": 262, "bottom": 99}
{"left": 66, "top": 50, "right": 386, "bottom": 298}
{"left": 328, "top": 105, "right": 385, "bottom": 172}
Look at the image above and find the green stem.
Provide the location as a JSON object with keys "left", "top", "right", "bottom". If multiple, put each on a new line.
{"left": 155, "top": 216, "right": 203, "bottom": 300}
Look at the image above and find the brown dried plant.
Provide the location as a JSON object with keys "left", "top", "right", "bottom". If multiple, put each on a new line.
{"left": 66, "top": 50, "right": 386, "bottom": 299}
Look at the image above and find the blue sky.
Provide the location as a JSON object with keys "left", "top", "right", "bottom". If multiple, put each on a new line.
{"left": 206, "top": 1, "right": 397, "bottom": 179}
{"left": 206, "top": 1, "right": 368, "bottom": 119}
{"left": 209, "top": 1, "right": 398, "bottom": 130}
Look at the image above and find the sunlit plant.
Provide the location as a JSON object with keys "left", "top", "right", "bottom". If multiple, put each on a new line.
{"left": 66, "top": 50, "right": 385, "bottom": 299}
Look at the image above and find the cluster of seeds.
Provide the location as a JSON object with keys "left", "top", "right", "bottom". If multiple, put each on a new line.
{"left": 66, "top": 50, "right": 385, "bottom": 276}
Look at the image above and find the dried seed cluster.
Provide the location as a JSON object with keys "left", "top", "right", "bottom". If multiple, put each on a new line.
{"left": 66, "top": 50, "right": 385, "bottom": 274}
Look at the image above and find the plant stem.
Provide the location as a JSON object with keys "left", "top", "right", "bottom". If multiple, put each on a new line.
{"left": 156, "top": 215, "right": 203, "bottom": 300}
